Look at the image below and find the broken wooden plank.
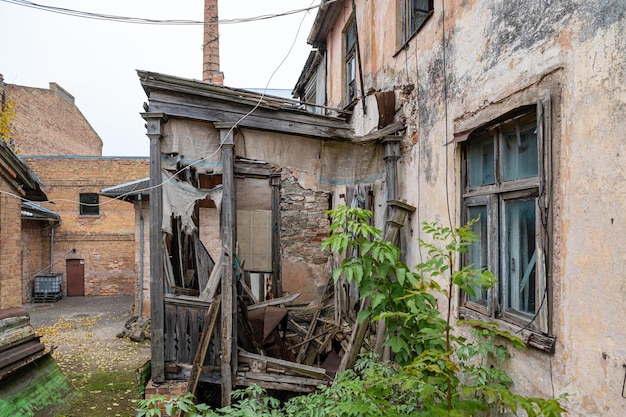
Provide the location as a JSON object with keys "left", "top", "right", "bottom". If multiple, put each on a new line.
{"left": 247, "top": 293, "right": 301, "bottom": 311}
{"left": 235, "top": 374, "right": 324, "bottom": 393}
{"left": 186, "top": 296, "right": 221, "bottom": 397}
{"left": 199, "top": 251, "right": 222, "bottom": 302}
{"left": 238, "top": 351, "right": 327, "bottom": 380}
{"left": 337, "top": 297, "right": 371, "bottom": 373}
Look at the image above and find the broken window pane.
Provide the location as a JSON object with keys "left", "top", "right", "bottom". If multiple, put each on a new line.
{"left": 468, "top": 135, "right": 495, "bottom": 186}
{"left": 504, "top": 198, "right": 536, "bottom": 316}
{"left": 467, "top": 205, "right": 489, "bottom": 306}
{"left": 502, "top": 122, "right": 538, "bottom": 181}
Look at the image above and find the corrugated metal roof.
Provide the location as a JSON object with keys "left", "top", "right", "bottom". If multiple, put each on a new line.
{"left": 100, "top": 177, "right": 150, "bottom": 200}
{"left": 21, "top": 201, "right": 60, "bottom": 221}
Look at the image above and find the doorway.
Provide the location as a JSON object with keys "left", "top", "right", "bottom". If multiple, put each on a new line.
{"left": 66, "top": 259, "right": 85, "bottom": 296}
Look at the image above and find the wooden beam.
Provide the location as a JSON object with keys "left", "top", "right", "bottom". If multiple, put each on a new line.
{"left": 144, "top": 112, "right": 167, "bottom": 383}
{"left": 220, "top": 128, "right": 236, "bottom": 406}
{"left": 246, "top": 293, "right": 301, "bottom": 311}
{"left": 270, "top": 174, "right": 282, "bottom": 298}
{"left": 238, "top": 351, "right": 328, "bottom": 380}
{"left": 186, "top": 296, "right": 221, "bottom": 397}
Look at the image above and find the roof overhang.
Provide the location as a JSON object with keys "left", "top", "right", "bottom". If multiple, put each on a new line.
{"left": 138, "top": 70, "right": 353, "bottom": 141}
{"left": 1, "top": 142, "right": 47, "bottom": 201}
{"left": 21, "top": 201, "right": 59, "bottom": 222}
{"left": 100, "top": 177, "right": 150, "bottom": 201}
{"left": 307, "top": 0, "right": 345, "bottom": 47}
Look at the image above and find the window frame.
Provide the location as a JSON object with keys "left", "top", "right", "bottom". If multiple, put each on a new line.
{"left": 344, "top": 18, "right": 358, "bottom": 106}
{"left": 459, "top": 95, "right": 554, "bottom": 351}
{"left": 401, "top": 0, "right": 434, "bottom": 46}
{"left": 79, "top": 193, "right": 100, "bottom": 216}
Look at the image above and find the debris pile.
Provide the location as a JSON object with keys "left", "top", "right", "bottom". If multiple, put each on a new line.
{"left": 117, "top": 316, "right": 151, "bottom": 343}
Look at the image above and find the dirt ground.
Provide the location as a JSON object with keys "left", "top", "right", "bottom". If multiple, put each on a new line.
{"left": 24, "top": 296, "right": 151, "bottom": 416}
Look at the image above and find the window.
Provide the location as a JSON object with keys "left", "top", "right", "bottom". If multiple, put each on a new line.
{"left": 402, "top": 0, "right": 433, "bottom": 43}
{"left": 460, "top": 96, "right": 553, "bottom": 349}
{"left": 79, "top": 193, "right": 99, "bottom": 215}
{"left": 344, "top": 19, "right": 357, "bottom": 105}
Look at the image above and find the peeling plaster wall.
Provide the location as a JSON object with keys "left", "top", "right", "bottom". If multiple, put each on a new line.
{"left": 323, "top": 1, "right": 626, "bottom": 415}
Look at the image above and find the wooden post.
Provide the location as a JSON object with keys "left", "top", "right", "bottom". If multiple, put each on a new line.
{"left": 142, "top": 112, "right": 167, "bottom": 383}
{"left": 218, "top": 126, "right": 237, "bottom": 406}
{"left": 270, "top": 174, "right": 282, "bottom": 298}
{"left": 382, "top": 136, "right": 401, "bottom": 201}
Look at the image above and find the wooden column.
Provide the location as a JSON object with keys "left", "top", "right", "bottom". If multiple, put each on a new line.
{"left": 218, "top": 126, "right": 237, "bottom": 406}
{"left": 270, "top": 173, "right": 282, "bottom": 298}
{"left": 382, "top": 136, "right": 401, "bottom": 201}
{"left": 142, "top": 112, "right": 167, "bottom": 383}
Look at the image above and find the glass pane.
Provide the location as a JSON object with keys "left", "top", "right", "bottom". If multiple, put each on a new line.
{"left": 467, "top": 136, "right": 495, "bottom": 186}
{"left": 467, "top": 205, "right": 488, "bottom": 305}
{"left": 410, "top": 0, "right": 431, "bottom": 33}
{"left": 503, "top": 122, "right": 538, "bottom": 181}
{"left": 504, "top": 198, "right": 536, "bottom": 315}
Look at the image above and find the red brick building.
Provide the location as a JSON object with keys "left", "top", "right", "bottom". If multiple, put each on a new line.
{"left": 1, "top": 75, "right": 148, "bottom": 302}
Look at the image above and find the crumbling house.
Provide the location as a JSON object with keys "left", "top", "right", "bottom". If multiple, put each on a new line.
{"left": 140, "top": 0, "right": 625, "bottom": 415}
{"left": 138, "top": 69, "right": 408, "bottom": 404}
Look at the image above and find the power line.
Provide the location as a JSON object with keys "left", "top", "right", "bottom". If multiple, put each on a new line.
{"left": 0, "top": 0, "right": 339, "bottom": 26}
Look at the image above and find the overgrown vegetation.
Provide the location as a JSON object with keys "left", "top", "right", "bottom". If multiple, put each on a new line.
{"left": 138, "top": 206, "right": 566, "bottom": 416}
{"left": 0, "top": 91, "right": 17, "bottom": 152}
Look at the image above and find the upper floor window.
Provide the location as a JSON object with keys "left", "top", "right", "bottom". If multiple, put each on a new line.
{"left": 403, "top": 0, "right": 433, "bottom": 44}
{"left": 79, "top": 193, "right": 99, "bottom": 216}
{"left": 344, "top": 19, "right": 357, "bottom": 105}
{"left": 460, "top": 95, "right": 554, "bottom": 351}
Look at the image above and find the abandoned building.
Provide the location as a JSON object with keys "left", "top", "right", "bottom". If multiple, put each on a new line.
{"left": 138, "top": 1, "right": 625, "bottom": 416}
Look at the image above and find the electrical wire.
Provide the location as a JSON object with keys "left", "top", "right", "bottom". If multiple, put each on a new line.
{"left": 0, "top": 0, "right": 318, "bottom": 277}
{"left": 0, "top": 0, "right": 340, "bottom": 26}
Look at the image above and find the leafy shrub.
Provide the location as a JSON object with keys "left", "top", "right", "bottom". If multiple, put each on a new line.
{"left": 137, "top": 206, "right": 566, "bottom": 416}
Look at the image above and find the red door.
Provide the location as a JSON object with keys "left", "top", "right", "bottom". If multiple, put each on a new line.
{"left": 66, "top": 259, "right": 85, "bottom": 296}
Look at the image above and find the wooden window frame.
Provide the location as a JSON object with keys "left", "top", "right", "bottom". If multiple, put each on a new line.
{"left": 344, "top": 18, "right": 358, "bottom": 106}
{"left": 459, "top": 95, "right": 555, "bottom": 352}
{"left": 401, "top": 0, "right": 434, "bottom": 46}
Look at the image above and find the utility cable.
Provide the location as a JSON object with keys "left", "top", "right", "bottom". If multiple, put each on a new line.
{"left": 0, "top": 0, "right": 340, "bottom": 26}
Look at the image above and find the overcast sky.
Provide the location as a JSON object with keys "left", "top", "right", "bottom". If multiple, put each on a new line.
{"left": 0, "top": 0, "right": 318, "bottom": 156}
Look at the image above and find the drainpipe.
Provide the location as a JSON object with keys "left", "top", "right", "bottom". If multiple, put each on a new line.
{"left": 50, "top": 220, "right": 61, "bottom": 274}
{"left": 138, "top": 193, "right": 145, "bottom": 318}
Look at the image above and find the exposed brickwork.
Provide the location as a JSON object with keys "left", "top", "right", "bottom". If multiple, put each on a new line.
{"left": 0, "top": 176, "right": 23, "bottom": 308}
{"left": 279, "top": 169, "right": 331, "bottom": 303}
{"left": 5, "top": 83, "right": 103, "bottom": 156}
{"left": 144, "top": 379, "right": 187, "bottom": 415}
{"left": 22, "top": 157, "right": 149, "bottom": 297}
{"left": 21, "top": 220, "right": 54, "bottom": 303}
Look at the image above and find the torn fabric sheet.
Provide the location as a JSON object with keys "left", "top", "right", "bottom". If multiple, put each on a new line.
{"left": 161, "top": 171, "right": 223, "bottom": 234}
{"left": 319, "top": 141, "right": 384, "bottom": 190}
{"left": 161, "top": 119, "right": 223, "bottom": 174}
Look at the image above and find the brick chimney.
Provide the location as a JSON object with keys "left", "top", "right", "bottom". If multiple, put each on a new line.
{"left": 203, "top": 0, "right": 224, "bottom": 84}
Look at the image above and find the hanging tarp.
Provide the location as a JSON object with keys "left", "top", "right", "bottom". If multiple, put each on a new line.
{"left": 319, "top": 140, "right": 384, "bottom": 189}
{"left": 161, "top": 119, "right": 223, "bottom": 174}
{"left": 161, "top": 171, "right": 223, "bottom": 234}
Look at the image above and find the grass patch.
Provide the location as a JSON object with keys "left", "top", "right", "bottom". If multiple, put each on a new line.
{"left": 55, "top": 369, "right": 142, "bottom": 417}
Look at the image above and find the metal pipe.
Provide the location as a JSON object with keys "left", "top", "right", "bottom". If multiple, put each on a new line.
{"left": 50, "top": 220, "right": 61, "bottom": 274}
{"left": 138, "top": 193, "right": 144, "bottom": 318}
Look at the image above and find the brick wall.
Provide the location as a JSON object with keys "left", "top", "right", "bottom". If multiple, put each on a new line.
{"left": 21, "top": 220, "right": 53, "bottom": 303}
{"left": 279, "top": 169, "right": 332, "bottom": 304}
{"left": 0, "top": 177, "right": 23, "bottom": 309}
{"left": 22, "top": 157, "right": 149, "bottom": 297}
{"left": 6, "top": 83, "right": 103, "bottom": 156}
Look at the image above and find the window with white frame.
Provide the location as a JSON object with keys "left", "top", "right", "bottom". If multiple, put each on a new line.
{"left": 460, "top": 96, "right": 554, "bottom": 350}
{"left": 402, "top": 0, "right": 433, "bottom": 43}
{"left": 344, "top": 19, "right": 357, "bottom": 105}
